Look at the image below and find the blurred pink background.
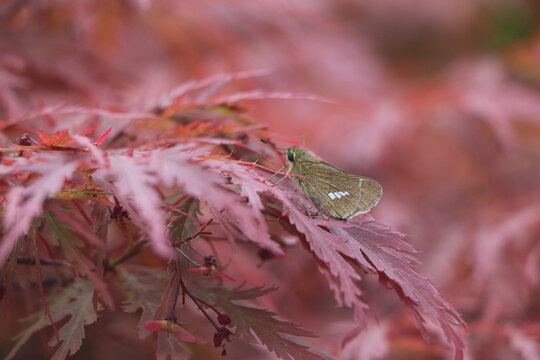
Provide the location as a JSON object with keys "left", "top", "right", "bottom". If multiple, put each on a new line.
{"left": 1, "top": 0, "right": 540, "bottom": 359}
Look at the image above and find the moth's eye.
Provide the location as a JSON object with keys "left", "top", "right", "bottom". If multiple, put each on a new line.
{"left": 287, "top": 151, "right": 295, "bottom": 162}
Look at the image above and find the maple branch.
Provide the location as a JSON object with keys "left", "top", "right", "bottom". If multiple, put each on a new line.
{"left": 166, "top": 267, "right": 183, "bottom": 321}
{"left": 17, "top": 257, "right": 72, "bottom": 267}
{"left": 30, "top": 233, "right": 60, "bottom": 343}
{"left": 105, "top": 239, "right": 146, "bottom": 270}
{"left": 175, "top": 219, "right": 213, "bottom": 245}
{"left": 0, "top": 146, "right": 89, "bottom": 153}
{"left": 174, "top": 247, "right": 201, "bottom": 268}
{"left": 180, "top": 277, "right": 220, "bottom": 330}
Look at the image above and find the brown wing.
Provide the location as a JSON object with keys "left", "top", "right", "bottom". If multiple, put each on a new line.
{"left": 293, "top": 161, "right": 382, "bottom": 220}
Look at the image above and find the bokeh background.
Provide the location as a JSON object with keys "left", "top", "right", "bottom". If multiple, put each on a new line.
{"left": 1, "top": 0, "right": 540, "bottom": 359}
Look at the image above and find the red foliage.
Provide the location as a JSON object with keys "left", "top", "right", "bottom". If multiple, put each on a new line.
{"left": 0, "top": 88, "right": 465, "bottom": 359}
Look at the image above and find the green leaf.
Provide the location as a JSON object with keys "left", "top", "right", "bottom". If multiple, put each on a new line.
{"left": 120, "top": 266, "right": 167, "bottom": 339}
{"left": 43, "top": 211, "right": 114, "bottom": 309}
{"left": 5, "top": 280, "right": 96, "bottom": 360}
{"left": 194, "top": 285, "right": 327, "bottom": 360}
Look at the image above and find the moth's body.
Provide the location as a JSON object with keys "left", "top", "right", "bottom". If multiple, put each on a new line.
{"left": 285, "top": 146, "right": 382, "bottom": 220}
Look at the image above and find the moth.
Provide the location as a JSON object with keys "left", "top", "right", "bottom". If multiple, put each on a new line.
{"left": 285, "top": 146, "right": 382, "bottom": 220}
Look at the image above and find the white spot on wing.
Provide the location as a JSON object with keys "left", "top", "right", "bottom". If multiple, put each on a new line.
{"left": 329, "top": 191, "right": 351, "bottom": 200}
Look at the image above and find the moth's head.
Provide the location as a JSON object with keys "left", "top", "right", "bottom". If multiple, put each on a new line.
{"left": 285, "top": 146, "right": 301, "bottom": 164}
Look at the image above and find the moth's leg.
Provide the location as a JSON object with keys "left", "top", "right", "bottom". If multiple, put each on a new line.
{"left": 265, "top": 165, "right": 286, "bottom": 182}
{"left": 307, "top": 206, "right": 314, "bottom": 219}
{"left": 310, "top": 209, "right": 321, "bottom": 219}
{"left": 273, "top": 165, "right": 292, "bottom": 186}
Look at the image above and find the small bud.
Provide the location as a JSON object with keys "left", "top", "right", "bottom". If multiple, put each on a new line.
{"left": 217, "top": 313, "right": 231, "bottom": 326}
{"left": 111, "top": 204, "right": 130, "bottom": 220}
{"left": 18, "top": 134, "right": 32, "bottom": 146}
{"left": 204, "top": 255, "right": 217, "bottom": 270}
{"left": 213, "top": 326, "right": 232, "bottom": 348}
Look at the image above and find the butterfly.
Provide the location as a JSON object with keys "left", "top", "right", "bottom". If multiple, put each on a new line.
{"left": 285, "top": 146, "right": 382, "bottom": 220}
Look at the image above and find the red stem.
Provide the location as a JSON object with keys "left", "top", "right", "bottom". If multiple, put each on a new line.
{"left": 71, "top": 199, "right": 93, "bottom": 226}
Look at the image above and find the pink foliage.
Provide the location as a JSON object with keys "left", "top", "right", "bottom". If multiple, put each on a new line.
{"left": 1, "top": 1, "right": 540, "bottom": 359}
{"left": 0, "top": 156, "right": 79, "bottom": 263}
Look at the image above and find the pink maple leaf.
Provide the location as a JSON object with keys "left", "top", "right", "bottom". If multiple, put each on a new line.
{"left": 0, "top": 155, "right": 80, "bottom": 264}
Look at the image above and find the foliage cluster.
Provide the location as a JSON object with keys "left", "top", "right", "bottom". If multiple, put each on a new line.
{"left": 1, "top": 1, "right": 540, "bottom": 359}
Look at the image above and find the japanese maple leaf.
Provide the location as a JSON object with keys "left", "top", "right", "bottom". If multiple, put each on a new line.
{"left": 5, "top": 280, "right": 97, "bottom": 360}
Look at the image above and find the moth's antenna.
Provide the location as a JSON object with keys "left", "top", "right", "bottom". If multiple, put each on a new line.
{"left": 260, "top": 138, "right": 286, "bottom": 151}
{"left": 301, "top": 135, "right": 305, "bottom": 146}
{"left": 260, "top": 138, "right": 291, "bottom": 185}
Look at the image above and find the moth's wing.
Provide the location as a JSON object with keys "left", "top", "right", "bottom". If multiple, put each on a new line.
{"left": 297, "top": 161, "right": 382, "bottom": 220}
{"left": 347, "top": 175, "right": 383, "bottom": 217}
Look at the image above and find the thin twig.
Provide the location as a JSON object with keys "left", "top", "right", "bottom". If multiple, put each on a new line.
{"left": 166, "top": 264, "right": 183, "bottom": 321}
{"left": 180, "top": 277, "right": 220, "bottom": 330}
{"left": 175, "top": 247, "right": 201, "bottom": 268}
{"left": 17, "top": 257, "right": 72, "bottom": 267}
{"left": 176, "top": 219, "right": 213, "bottom": 245}
{"left": 31, "top": 233, "right": 59, "bottom": 342}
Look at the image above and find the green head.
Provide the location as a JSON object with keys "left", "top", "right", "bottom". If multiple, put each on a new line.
{"left": 285, "top": 146, "right": 309, "bottom": 165}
